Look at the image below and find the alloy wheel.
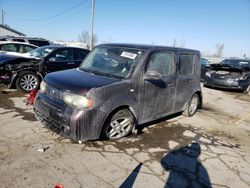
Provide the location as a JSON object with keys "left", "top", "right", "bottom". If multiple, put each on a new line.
{"left": 20, "top": 74, "right": 38, "bottom": 91}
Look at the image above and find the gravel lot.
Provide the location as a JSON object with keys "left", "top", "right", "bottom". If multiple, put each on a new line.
{"left": 0, "top": 84, "right": 250, "bottom": 188}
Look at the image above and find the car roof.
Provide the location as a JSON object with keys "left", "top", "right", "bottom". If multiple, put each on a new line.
{"left": 97, "top": 43, "right": 200, "bottom": 53}
{"left": 0, "top": 41, "right": 38, "bottom": 47}
{"left": 0, "top": 35, "right": 49, "bottom": 41}
{"left": 39, "top": 45, "right": 89, "bottom": 51}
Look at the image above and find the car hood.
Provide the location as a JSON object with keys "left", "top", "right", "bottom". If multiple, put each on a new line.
{"left": 210, "top": 64, "right": 249, "bottom": 73}
{"left": 44, "top": 68, "right": 120, "bottom": 93}
{"left": 0, "top": 52, "right": 38, "bottom": 65}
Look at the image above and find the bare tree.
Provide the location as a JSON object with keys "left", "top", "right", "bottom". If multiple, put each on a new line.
{"left": 215, "top": 44, "right": 224, "bottom": 58}
{"left": 78, "top": 31, "right": 98, "bottom": 50}
{"left": 78, "top": 31, "right": 89, "bottom": 44}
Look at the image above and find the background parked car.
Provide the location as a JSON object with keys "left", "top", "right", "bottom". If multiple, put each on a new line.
{"left": 0, "top": 45, "right": 90, "bottom": 92}
{"left": 204, "top": 58, "right": 250, "bottom": 93}
{"left": 0, "top": 36, "right": 52, "bottom": 47}
{"left": 0, "top": 41, "right": 38, "bottom": 55}
{"left": 200, "top": 57, "right": 211, "bottom": 81}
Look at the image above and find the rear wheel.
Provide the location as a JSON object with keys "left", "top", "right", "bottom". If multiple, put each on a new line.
{"left": 16, "top": 71, "right": 39, "bottom": 93}
{"left": 102, "top": 109, "right": 135, "bottom": 140}
{"left": 183, "top": 93, "right": 199, "bottom": 117}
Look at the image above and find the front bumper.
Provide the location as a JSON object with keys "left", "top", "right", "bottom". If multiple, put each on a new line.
{"left": 34, "top": 92, "right": 107, "bottom": 141}
{"left": 204, "top": 76, "right": 249, "bottom": 91}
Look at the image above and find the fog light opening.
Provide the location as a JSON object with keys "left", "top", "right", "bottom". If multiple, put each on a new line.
{"left": 60, "top": 125, "right": 70, "bottom": 136}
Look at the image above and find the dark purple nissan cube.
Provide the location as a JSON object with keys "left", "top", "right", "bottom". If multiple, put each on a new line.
{"left": 34, "top": 43, "right": 202, "bottom": 142}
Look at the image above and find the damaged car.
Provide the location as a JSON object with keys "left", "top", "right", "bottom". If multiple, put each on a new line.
{"left": 204, "top": 58, "right": 250, "bottom": 93}
{"left": 0, "top": 45, "right": 89, "bottom": 92}
{"left": 34, "top": 43, "right": 202, "bottom": 142}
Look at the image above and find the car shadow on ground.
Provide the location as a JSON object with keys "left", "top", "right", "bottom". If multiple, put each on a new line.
{"left": 135, "top": 112, "right": 183, "bottom": 135}
{"left": 203, "top": 85, "right": 244, "bottom": 93}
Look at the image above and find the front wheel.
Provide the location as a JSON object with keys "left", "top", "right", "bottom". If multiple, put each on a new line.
{"left": 102, "top": 109, "right": 135, "bottom": 140}
{"left": 16, "top": 71, "right": 40, "bottom": 93}
{"left": 183, "top": 93, "right": 199, "bottom": 117}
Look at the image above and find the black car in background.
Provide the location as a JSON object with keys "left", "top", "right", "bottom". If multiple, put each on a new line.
{"left": 200, "top": 58, "right": 211, "bottom": 81}
{"left": 204, "top": 58, "right": 250, "bottom": 93}
{"left": 34, "top": 43, "right": 202, "bottom": 141}
{"left": 0, "top": 45, "right": 89, "bottom": 92}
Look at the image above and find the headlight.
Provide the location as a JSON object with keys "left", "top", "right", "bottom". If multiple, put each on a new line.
{"left": 40, "top": 81, "right": 46, "bottom": 93}
{"left": 205, "top": 71, "right": 211, "bottom": 77}
{"left": 63, "top": 92, "right": 93, "bottom": 109}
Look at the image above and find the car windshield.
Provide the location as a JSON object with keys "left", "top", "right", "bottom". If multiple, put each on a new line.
{"left": 27, "top": 46, "right": 56, "bottom": 58}
{"left": 79, "top": 46, "right": 143, "bottom": 78}
{"left": 221, "top": 60, "right": 249, "bottom": 68}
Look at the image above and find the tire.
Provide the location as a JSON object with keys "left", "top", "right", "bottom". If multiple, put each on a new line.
{"left": 16, "top": 71, "right": 40, "bottom": 93}
{"left": 102, "top": 109, "right": 135, "bottom": 140}
{"left": 183, "top": 93, "right": 199, "bottom": 117}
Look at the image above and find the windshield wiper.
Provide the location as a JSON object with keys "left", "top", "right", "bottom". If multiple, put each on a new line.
{"left": 80, "top": 68, "right": 122, "bottom": 79}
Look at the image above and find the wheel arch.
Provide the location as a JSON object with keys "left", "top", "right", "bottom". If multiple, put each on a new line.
{"left": 98, "top": 105, "right": 137, "bottom": 139}
{"left": 9, "top": 68, "right": 42, "bottom": 89}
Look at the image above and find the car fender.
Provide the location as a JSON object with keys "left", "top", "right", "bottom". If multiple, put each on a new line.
{"left": 8, "top": 67, "right": 41, "bottom": 88}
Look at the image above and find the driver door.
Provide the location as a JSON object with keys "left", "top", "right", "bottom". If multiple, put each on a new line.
{"left": 141, "top": 51, "right": 177, "bottom": 121}
{"left": 44, "top": 48, "right": 74, "bottom": 73}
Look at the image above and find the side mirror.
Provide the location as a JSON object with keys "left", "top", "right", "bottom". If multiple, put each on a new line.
{"left": 144, "top": 70, "right": 162, "bottom": 80}
{"left": 48, "top": 57, "right": 57, "bottom": 62}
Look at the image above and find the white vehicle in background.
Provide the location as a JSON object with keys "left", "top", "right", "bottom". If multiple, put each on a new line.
{"left": 0, "top": 41, "right": 38, "bottom": 56}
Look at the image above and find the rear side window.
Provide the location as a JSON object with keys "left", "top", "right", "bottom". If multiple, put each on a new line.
{"left": 12, "top": 38, "right": 25, "bottom": 42}
{"left": 73, "top": 49, "right": 89, "bottom": 60}
{"left": 180, "top": 54, "right": 199, "bottom": 75}
{"left": 28, "top": 40, "right": 50, "bottom": 47}
{"left": 1, "top": 43, "right": 19, "bottom": 52}
{"left": 147, "top": 51, "right": 176, "bottom": 77}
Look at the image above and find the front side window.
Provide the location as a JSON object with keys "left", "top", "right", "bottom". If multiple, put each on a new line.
{"left": 146, "top": 52, "right": 176, "bottom": 77}
{"left": 79, "top": 46, "right": 143, "bottom": 78}
{"left": 20, "top": 44, "right": 37, "bottom": 53}
{"left": 50, "top": 49, "right": 73, "bottom": 61}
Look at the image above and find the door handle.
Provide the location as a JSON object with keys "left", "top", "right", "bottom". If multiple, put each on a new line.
{"left": 68, "top": 62, "right": 75, "bottom": 65}
{"left": 168, "top": 82, "right": 175, "bottom": 87}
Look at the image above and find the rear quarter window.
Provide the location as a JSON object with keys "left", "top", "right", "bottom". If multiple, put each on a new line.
{"left": 179, "top": 54, "right": 199, "bottom": 75}
{"left": 74, "top": 49, "right": 89, "bottom": 60}
{"left": 28, "top": 40, "right": 50, "bottom": 47}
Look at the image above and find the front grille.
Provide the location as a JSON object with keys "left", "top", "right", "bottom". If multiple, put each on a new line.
{"left": 45, "top": 84, "right": 64, "bottom": 101}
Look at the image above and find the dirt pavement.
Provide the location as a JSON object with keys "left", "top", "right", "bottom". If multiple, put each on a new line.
{"left": 0, "top": 84, "right": 250, "bottom": 188}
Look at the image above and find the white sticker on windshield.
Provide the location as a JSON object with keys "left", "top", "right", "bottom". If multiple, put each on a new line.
{"left": 121, "top": 51, "right": 137, "bottom": 59}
